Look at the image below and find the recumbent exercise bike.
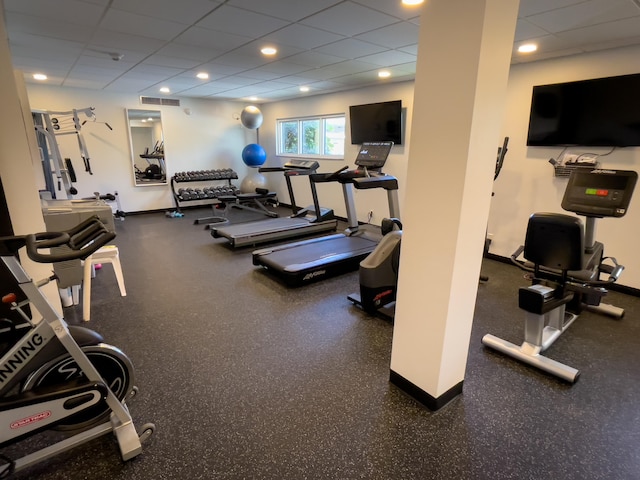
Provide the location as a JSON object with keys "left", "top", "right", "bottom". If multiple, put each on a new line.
{"left": 0, "top": 216, "right": 154, "bottom": 476}
{"left": 482, "top": 168, "right": 637, "bottom": 383}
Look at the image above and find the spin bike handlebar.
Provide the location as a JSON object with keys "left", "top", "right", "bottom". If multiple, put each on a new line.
{"left": 24, "top": 216, "right": 115, "bottom": 263}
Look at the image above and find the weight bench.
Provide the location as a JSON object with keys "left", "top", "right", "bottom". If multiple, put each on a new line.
{"left": 194, "top": 188, "right": 278, "bottom": 226}
{"left": 482, "top": 213, "right": 622, "bottom": 383}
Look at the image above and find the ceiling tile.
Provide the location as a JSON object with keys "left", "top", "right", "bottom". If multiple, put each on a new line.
{"left": 101, "top": 9, "right": 189, "bottom": 41}
{"left": 525, "top": 0, "right": 639, "bottom": 34}
{"left": 197, "top": 5, "right": 288, "bottom": 36}
{"left": 143, "top": 55, "right": 202, "bottom": 70}
{"left": 4, "top": 0, "right": 104, "bottom": 25}
{"left": 103, "top": 77, "right": 160, "bottom": 92}
{"left": 355, "top": 50, "right": 416, "bottom": 67}
{"left": 555, "top": 16, "right": 640, "bottom": 46}
{"left": 315, "top": 38, "right": 389, "bottom": 59}
{"left": 284, "top": 51, "right": 346, "bottom": 68}
{"left": 355, "top": 21, "right": 420, "bottom": 49}
{"left": 126, "top": 64, "right": 185, "bottom": 79}
{"left": 230, "top": 41, "right": 304, "bottom": 59}
{"left": 154, "top": 43, "right": 223, "bottom": 63}
{"left": 227, "top": 0, "right": 342, "bottom": 21}
{"left": 5, "top": 12, "right": 95, "bottom": 43}
{"left": 351, "top": 0, "right": 424, "bottom": 20}
{"left": 173, "top": 26, "right": 252, "bottom": 51}
{"left": 89, "top": 30, "right": 166, "bottom": 55}
{"left": 300, "top": 2, "right": 398, "bottom": 36}
{"left": 514, "top": 18, "right": 554, "bottom": 42}
{"left": 243, "top": 61, "right": 312, "bottom": 78}
{"left": 110, "top": 0, "right": 222, "bottom": 25}
{"left": 63, "top": 78, "right": 113, "bottom": 89}
{"left": 211, "top": 52, "right": 270, "bottom": 70}
{"left": 260, "top": 24, "right": 345, "bottom": 50}
{"left": 6, "top": 0, "right": 640, "bottom": 102}
{"left": 518, "top": 0, "right": 595, "bottom": 18}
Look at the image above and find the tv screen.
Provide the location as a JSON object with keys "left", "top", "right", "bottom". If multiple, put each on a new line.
{"left": 526, "top": 73, "right": 640, "bottom": 147}
{"left": 349, "top": 100, "right": 402, "bottom": 145}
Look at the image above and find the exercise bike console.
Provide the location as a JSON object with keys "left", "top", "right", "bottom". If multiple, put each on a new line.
{"left": 561, "top": 169, "right": 637, "bottom": 218}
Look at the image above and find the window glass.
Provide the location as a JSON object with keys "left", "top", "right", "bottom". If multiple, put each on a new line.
{"left": 302, "top": 119, "right": 320, "bottom": 155}
{"left": 276, "top": 114, "right": 345, "bottom": 158}
{"left": 325, "top": 117, "right": 345, "bottom": 156}
{"left": 281, "top": 121, "right": 298, "bottom": 154}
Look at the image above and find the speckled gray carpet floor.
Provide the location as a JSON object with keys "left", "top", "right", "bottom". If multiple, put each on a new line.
{"left": 6, "top": 208, "right": 640, "bottom": 479}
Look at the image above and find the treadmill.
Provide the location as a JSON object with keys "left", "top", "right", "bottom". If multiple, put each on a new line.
{"left": 210, "top": 160, "right": 338, "bottom": 247}
{"left": 252, "top": 142, "right": 400, "bottom": 287}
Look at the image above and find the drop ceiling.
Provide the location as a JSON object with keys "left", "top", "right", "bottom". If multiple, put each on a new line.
{"left": 4, "top": 0, "right": 640, "bottom": 103}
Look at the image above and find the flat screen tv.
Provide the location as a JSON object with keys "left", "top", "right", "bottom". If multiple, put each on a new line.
{"left": 349, "top": 100, "right": 402, "bottom": 145}
{"left": 526, "top": 73, "right": 640, "bottom": 147}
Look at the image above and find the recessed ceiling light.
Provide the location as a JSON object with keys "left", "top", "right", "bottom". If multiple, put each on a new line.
{"left": 299, "top": 86, "right": 310, "bottom": 92}
{"left": 378, "top": 70, "right": 391, "bottom": 78}
{"left": 33, "top": 73, "right": 47, "bottom": 80}
{"left": 518, "top": 43, "right": 537, "bottom": 53}
{"left": 248, "top": 96, "right": 258, "bottom": 101}
{"left": 196, "top": 72, "right": 209, "bottom": 80}
{"left": 159, "top": 87, "right": 170, "bottom": 93}
{"left": 261, "top": 46, "right": 277, "bottom": 56}
{"left": 402, "top": 0, "right": 424, "bottom": 5}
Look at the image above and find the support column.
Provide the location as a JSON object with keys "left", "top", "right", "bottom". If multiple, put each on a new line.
{"left": 0, "top": 1, "right": 62, "bottom": 310}
{"left": 390, "top": 0, "right": 519, "bottom": 409}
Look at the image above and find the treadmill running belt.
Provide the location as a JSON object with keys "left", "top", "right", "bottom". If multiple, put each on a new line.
{"left": 254, "top": 235, "right": 377, "bottom": 286}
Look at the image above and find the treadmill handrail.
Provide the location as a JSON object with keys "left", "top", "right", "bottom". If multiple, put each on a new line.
{"left": 352, "top": 174, "right": 398, "bottom": 190}
{"left": 309, "top": 166, "right": 350, "bottom": 183}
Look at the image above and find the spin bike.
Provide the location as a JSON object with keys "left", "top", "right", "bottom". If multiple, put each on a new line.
{"left": 0, "top": 216, "right": 154, "bottom": 477}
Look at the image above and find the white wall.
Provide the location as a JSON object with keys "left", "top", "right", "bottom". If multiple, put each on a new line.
{"left": 490, "top": 44, "right": 640, "bottom": 289}
{"left": 261, "top": 53, "right": 640, "bottom": 291}
{"left": 259, "top": 82, "right": 414, "bottom": 225}
{"left": 24, "top": 43, "right": 640, "bottom": 290}
{"left": 26, "top": 85, "right": 257, "bottom": 213}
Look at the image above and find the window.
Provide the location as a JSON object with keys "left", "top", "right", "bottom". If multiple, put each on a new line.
{"left": 277, "top": 114, "right": 345, "bottom": 158}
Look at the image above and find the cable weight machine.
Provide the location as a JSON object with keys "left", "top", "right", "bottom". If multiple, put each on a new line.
{"left": 33, "top": 107, "right": 112, "bottom": 200}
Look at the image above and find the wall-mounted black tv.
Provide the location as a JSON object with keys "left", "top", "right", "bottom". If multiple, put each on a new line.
{"left": 349, "top": 100, "right": 402, "bottom": 145}
{"left": 526, "top": 73, "right": 640, "bottom": 147}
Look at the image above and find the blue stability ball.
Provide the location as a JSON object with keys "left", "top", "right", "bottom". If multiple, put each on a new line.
{"left": 241, "top": 143, "right": 267, "bottom": 167}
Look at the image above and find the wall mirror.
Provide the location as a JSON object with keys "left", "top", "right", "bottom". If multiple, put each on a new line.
{"left": 126, "top": 109, "right": 167, "bottom": 186}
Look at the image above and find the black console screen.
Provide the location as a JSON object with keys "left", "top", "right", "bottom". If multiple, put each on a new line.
{"left": 561, "top": 169, "right": 637, "bottom": 217}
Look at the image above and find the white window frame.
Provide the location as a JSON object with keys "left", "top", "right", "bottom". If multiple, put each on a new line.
{"left": 276, "top": 113, "right": 345, "bottom": 160}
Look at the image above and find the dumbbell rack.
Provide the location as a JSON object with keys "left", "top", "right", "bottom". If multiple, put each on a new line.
{"left": 170, "top": 169, "right": 239, "bottom": 212}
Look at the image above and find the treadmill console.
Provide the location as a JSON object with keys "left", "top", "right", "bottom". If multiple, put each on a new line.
{"left": 355, "top": 141, "right": 394, "bottom": 169}
{"left": 283, "top": 159, "right": 320, "bottom": 171}
{"left": 561, "top": 169, "right": 637, "bottom": 218}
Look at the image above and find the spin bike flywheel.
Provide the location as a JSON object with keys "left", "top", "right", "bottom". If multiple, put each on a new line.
{"left": 21, "top": 344, "right": 135, "bottom": 432}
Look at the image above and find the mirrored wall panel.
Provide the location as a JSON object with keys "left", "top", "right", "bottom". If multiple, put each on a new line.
{"left": 126, "top": 109, "right": 166, "bottom": 186}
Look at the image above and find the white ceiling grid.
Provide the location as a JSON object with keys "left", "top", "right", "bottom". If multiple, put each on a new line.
{"left": 3, "top": 0, "right": 640, "bottom": 102}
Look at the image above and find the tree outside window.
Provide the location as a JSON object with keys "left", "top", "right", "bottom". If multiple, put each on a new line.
{"left": 302, "top": 120, "right": 320, "bottom": 155}
{"left": 277, "top": 114, "right": 345, "bottom": 158}
{"left": 282, "top": 121, "right": 298, "bottom": 154}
